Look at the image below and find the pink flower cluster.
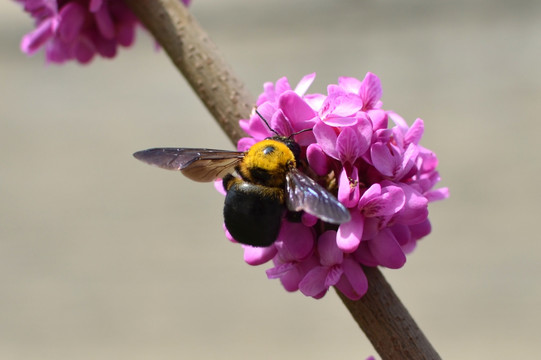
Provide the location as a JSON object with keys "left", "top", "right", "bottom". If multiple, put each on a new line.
{"left": 221, "top": 73, "right": 448, "bottom": 300}
{"left": 16, "top": 0, "right": 190, "bottom": 64}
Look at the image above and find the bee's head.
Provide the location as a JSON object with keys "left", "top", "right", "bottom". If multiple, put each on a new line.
{"left": 270, "top": 136, "right": 301, "bottom": 163}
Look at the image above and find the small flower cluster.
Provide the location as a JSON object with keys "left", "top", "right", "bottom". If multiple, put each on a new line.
{"left": 219, "top": 73, "right": 448, "bottom": 300}
{"left": 15, "top": 0, "right": 190, "bottom": 64}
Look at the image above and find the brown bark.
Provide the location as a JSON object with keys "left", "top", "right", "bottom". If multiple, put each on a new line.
{"left": 336, "top": 267, "right": 441, "bottom": 359}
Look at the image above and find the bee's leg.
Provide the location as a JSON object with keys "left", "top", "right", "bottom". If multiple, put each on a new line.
{"left": 285, "top": 211, "right": 303, "bottom": 223}
{"left": 222, "top": 173, "right": 235, "bottom": 192}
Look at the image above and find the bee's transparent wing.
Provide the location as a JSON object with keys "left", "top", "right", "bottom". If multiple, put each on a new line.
{"left": 285, "top": 169, "right": 351, "bottom": 224}
{"left": 133, "top": 148, "right": 244, "bottom": 182}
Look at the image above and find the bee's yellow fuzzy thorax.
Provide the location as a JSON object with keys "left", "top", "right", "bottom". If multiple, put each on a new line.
{"left": 240, "top": 139, "right": 296, "bottom": 187}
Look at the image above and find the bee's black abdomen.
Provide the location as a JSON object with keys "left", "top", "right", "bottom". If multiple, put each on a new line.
{"left": 224, "top": 182, "right": 283, "bottom": 247}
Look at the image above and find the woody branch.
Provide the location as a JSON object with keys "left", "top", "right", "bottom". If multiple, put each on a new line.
{"left": 123, "top": 1, "right": 441, "bottom": 359}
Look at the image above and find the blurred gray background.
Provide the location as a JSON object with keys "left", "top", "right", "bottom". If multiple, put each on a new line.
{"left": 1, "top": 0, "right": 540, "bottom": 359}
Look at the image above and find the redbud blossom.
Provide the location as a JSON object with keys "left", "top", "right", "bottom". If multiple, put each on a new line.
{"left": 220, "top": 72, "right": 448, "bottom": 300}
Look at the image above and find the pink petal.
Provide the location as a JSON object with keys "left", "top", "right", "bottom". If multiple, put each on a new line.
{"left": 213, "top": 179, "right": 226, "bottom": 196}
{"left": 320, "top": 88, "right": 363, "bottom": 120}
{"left": 57, "top": 2, "right": 86, "bottom": 43}
{"left": 89, "top": 0, "right": 103, "bottom": 12}
{"left": 239, "top": 119, "right": 251, "bottom": 134}
{"left": 388, "top": 111, "right": 408, "bottom": 130}
{"left": 292, "top": 131, "right": 316, "bottom": 149}
{"left": 401, "top": 239, "right": 417, "bottom": 255}
{"left": 336, "top": 211, "right": 364, "bottom": 253}
{"left": 390, "top": 224, "right": 417, "bottom": 254}
{"left": 373, "top": 128, "right": 393, "bottom": 143}
{"left": 299, "top": 266, "right": 329, "bottom": 297}
{"left": 279, "top": 91, "right": 316, "bottom": 130}
{"left": 303, "top": 93, "right": 326, "bottom": 112}
{"left": 419, "top": 147, "right": 438, "bottom": 173}
{"left": 362, "top": 184, "right": 405, "bottom": 217}
{"left": 280, "top": 255, "right": 320, "bottom": 292}
{"left": 360, "top": 217, "right": 379, "bottom": 241}
{"left": 329, "top": 94, "right": 364, "bottom": 117}
{"left": 367, "top": 109, "right": 388, "bottom": 131}
{"left": 94, "top": 2, "right": 116, "bottom": 40}
{"left": 275, "top": 222, "right": 314, "bottom": 261}
{"left": 396, "top": 143, "right": 419, "bottom": 180}
{"left": 326, "top": 84, "right": 344, "bottom": 96}
{"left": 335, "top": 275, "right": 358, "bottom": 300}
{"left": 313, "top": 121, "right": 339, "bottom": 159}
{"left": 336, "top": 126, "right": 368, "bottom": 163}
{"left": 336, "top": 127, "right": 359, "bottom": 163}
{"left": 274, "top": 76, "right": 292, "bottom": 96}
{"left": 324, "top": 265, "right": 344, "bottom": 287}
{"left": 409, "top": 219, "right": 432, "bottom": 241}
{"left": 392, "top": 183, "right": 428, "bottom": 225}
{"left": 322, "top": 116, "right": 358, "bottom": 127}
{"left": 294, "top": 73, "right": 316, "bottom": 96}
{"left": 45, "top": 37, "right": 70, "bottom": 63}
{"left": 259, "top": 81, "right": 278, "bottom": 104}
{"left": 301, "top": 213, "right": 318, "bottom": 227}
{"left": 338, "top": 76, "right": 362, "bottom": 93}
{"left": 254, "top": 101, "right": 276, "bottom": 123}
{"left": 359, "top": 183, "right": 382, "bottom": 204}
{"left": 318, "top": 92, "right": 338, "bottom": 119}
{"left": 236, "top": 137, "right": 256, "bottom": 152}
{"left": 370, "top": 142, "right": 396, "bottom": 177}
{"left": 222, "top": 224, "right": 236, "bottom": 243}
{"left": 391, "top": 125, "right": 406, "bottom": 156}
{"left": 318, "top": 231, "right": 343, "bottom": 265}
{"left": 425, "top": 187, "right": 450, "bottom": 202}
{"left": 73, "top": 36, "right": 95, "bottom": 63}
{"left": 355, "top": 112, "right": 374, "bottom": 153}
{"left": 117, "top": 22, "right": 136, "bottom": 47}
{"left": 353, "top": 241, "right": 379, "bottom": 267}
{"left": 368, "top": 229, "right": 406, "bottom": 269}
{"left": 306, "top": 143, "right": 330, "bottom": 176}
{"left": 266, "top": 262, "right": 295, "bottom": 279}
{"left": 243, "top": 245, "right": 277, "bottom": 266}
{"left": 389, "top": 224, "right": 411, "bottom": 247}
{"left": 22, "top": 0, "right": 57, "bottom": 16}
{"left": 270, "top": 110, "right": 294, "bottom": 137}
{"left": 243, "top": 103, "right": 274, "bottom": 139}
{"left": 279, "top": 267, "right": 303, "bottom": 291}
{"left": 338, "top": 166, "right": 360, "bottom": 208}
{"left": 94, "top": 36, "right": 116, "bottom": 58}
{"left": 21, "top": 18, "right": 54, "bottom": 55}
{"left": 405, "top": 118, "right": 424, "bottom": 145}
{"left": 360, "top": 72, "right": 382, "bottom": 110}
{"left": 337, "top": 258, "right": 368, "bottom": 299}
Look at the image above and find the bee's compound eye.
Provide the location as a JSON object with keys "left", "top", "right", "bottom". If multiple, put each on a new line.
{"left": 262, "top": 145, "right": 275, "bottom": 155}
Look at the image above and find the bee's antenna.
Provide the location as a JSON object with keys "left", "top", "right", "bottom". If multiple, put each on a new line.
{"left": 256, "top": 108, "right": 314, "bottom": 139}
{"left": 255, "top": 109, "right": 280, "bottom": 137}
{"left": 289, "top": 128, "right": 313, "bottom": 138}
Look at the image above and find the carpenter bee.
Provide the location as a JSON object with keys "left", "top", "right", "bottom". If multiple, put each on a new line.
{"left": 133, "top": 113, "right": 351, "bottom": 247}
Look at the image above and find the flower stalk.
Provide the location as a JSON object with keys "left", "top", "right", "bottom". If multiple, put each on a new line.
{"left": 123, "top": 0, "right": 441, "bottom": 358}
{"left": 336, "top": 267, "right": 441, "bottom": 359}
